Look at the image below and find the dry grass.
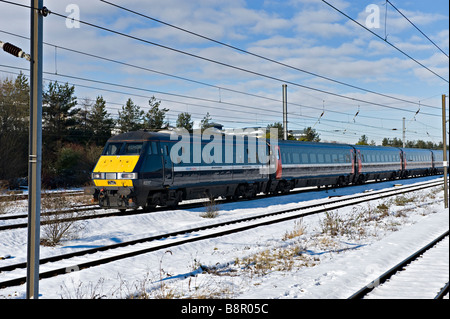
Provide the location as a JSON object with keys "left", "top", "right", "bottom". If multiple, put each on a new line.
{"left": 40, "top": 192, "right": 87, "bottom": 246}
{"left": 283, "top": 219, "right": 305, "bottom": 240}
{"left": 200, "top": 196, "right": 219, "bottom": 218}
{"left": 0, "top": 196, "right": 6, "bottom": 215}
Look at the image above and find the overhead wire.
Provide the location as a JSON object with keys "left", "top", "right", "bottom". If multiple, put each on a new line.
{"left": 3, "top": 0, "right": 439, "bottom": 116}
{"left": 1, "top": 65, "right": 442, "bottom": 140}
{"left": 1, "top": 28, "right": 442, "bottom": 125}
{"left": 386, "top": 0, "right": 449, "bottom": 59}
{"left": 99, "top": 0, "right": 439, "bottom": 110}
{"left": 0, "top": 0, "right": 445, "bottom": 140}
{"left": 321, "top": 0, "right": 449, "bottom": 84}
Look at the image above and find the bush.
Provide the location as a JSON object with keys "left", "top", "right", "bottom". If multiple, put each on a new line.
{"left": 40, "top": 192, "right": 86, "bottom": 246}
{"left": 43, "top": 143, "right": 102, "bottom": 188}
{"left": 201, "top": 196, "right": 219, "bottom": 218}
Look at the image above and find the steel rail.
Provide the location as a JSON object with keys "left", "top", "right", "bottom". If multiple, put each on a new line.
{"left": 348, "top": 231, "right": 449, "bottom": 299}
{"left": 0, "top": 179, "right": 443, "bottom": 231}
{"left": 0, "top": 180, "right": 444, "bottom": 289}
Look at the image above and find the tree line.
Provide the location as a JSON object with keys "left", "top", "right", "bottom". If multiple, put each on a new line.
{"left": 0, "top": 73, "right": 445, "bottom": 188}
{"left": 356, "top": 134, "right": 444, "bottom": 149}
{"left": 0, "top": 74, "right": 231, "bottom": 188}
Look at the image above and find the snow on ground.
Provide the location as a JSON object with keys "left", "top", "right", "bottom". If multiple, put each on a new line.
{"left": 0, "top": 176, "right": 448, "bottom": 299}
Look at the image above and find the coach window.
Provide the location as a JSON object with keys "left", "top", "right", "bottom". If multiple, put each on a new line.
{"left": 345, "top": 154, "right": 350, "bottom": 163}
{"left": 332, "top": 154, "right": 338, "bottom": 163}
{"left": 301, "top": 153, "right": 309, "bottom": 164}
{"left": 293, "top": 153, "right": 300, "bottom": 163}
{"left": 318, "top": 154, "right": 324, "bottom": 163}
{"left": 310, "top": 153, "right": 317, "bottom": 163}
{"left": 325, "top": 154, "right": 331, "bottom": 163}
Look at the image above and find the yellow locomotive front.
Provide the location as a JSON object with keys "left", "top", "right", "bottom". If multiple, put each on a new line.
{"left": 86, "top": 134, "right": 144, "bottom": 211}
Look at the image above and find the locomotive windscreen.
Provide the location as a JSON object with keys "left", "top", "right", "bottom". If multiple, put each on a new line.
{"left": 103, "top": 142, "right": 143, "bottom": 155}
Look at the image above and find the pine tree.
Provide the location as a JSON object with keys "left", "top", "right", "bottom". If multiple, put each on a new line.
{"left": 176, "top": 112, "right": 193, "bottom": 131}
{"left": 117, "top": 98, "right": 144, "bottom": 133}
{"left": 201, "top": 112, "right": 213, "bottom": 132}
{"left": 86, "top": 96, "right": 115, "bottom": 145}
{"left": 0, "top": 73, "right": 29, "bottom": 182}
{"left": 266, "top": 122, "right": 283, "bottom": 139}
{"left": 299, "top": 127, "right": 320, "bottom": 142}
{"left": 143, "top": 96, "right": 168, "bottom": 131}
{"left": 356, "top": 135, "right": 369, "bottom": 145}
{"left": 42, "top": 81, "right": 79, "bottom": 147}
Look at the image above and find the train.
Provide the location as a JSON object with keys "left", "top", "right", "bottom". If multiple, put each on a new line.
{"left": 85, "top": 129, "right": 448, "bottom": 211}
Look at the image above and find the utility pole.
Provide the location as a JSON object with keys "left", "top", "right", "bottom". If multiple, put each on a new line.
{"left": 402, "top": 117, "right": 406, "bottom": 148}
{"left": 26, "top": 0, "right": 45, "bottom": 299}
{"left": 442, "top": 94, "right": 448, "bottom": 209}
{"left": 282, "top": 84, "right": 288, "bottom": 140}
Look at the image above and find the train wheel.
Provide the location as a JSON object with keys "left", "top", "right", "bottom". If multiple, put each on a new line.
{"left": 142, "top": 201, "right": 156, "bottom": 212}
{"left": 335, "top": 176, "right": 344, "bottom": 187}
{"left": 166, "top": 190, "right": 182, "bottom": 208}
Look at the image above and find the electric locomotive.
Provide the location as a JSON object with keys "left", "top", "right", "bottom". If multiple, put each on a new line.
{"left": 85, "top": 130, "right": 278, "bottom": 211}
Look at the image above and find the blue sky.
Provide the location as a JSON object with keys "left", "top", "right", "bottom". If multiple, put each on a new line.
{"left": 1, "top": 0, "right": 448, "bottom": 144}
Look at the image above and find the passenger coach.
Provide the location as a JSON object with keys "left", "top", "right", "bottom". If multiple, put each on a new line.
{"left": 401, "top": 148, "right": 433, "bottom": 177}
{"left": 277, "top": 140, "right": 355, "bottom": 190}
{"left": 353, "top": 145, "right": 402, "bottom": 183}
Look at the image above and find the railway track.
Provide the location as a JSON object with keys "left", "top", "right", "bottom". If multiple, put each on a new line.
{"left": 0, "top": 178, "right": 444, "bottom": 232}
{"left": 349, "top": 231, "right": 449, "bottom": 299}
{"left": 0, "top": 190, "right": 84, "bottom": 202}
{"left": 0, "top": 178, "right": 444, "bottom": 291}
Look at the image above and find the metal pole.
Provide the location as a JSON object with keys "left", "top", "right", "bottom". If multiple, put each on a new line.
{"left": 442, "top": 94, "right": 448, "bottom": 209}
{"left": 282, "top": 84, "right": 287, "bottom": 140}
{"left": 402, "top": 117, "right": 406, "bottom": 148}
{"left": 26, "top": 0, "right": 43, "bottom": 299}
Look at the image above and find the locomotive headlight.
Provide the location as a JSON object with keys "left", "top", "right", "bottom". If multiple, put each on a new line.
{"left": 92, "top": 172, "right": 105, "bottom": 179}
{"left": 105, "top": 173, "right": 117, "bottom": 180}
{"left": 118, "top": 173, "right": 138, "bottom": 179}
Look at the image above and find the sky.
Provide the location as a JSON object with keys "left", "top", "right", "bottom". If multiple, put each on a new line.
{"left": 0, "top": 0, "right": 449, "bottom": 145}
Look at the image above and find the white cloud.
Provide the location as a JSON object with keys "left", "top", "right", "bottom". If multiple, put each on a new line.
{"left": 1, "top": 0, "right": 447, "bottom": 144}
